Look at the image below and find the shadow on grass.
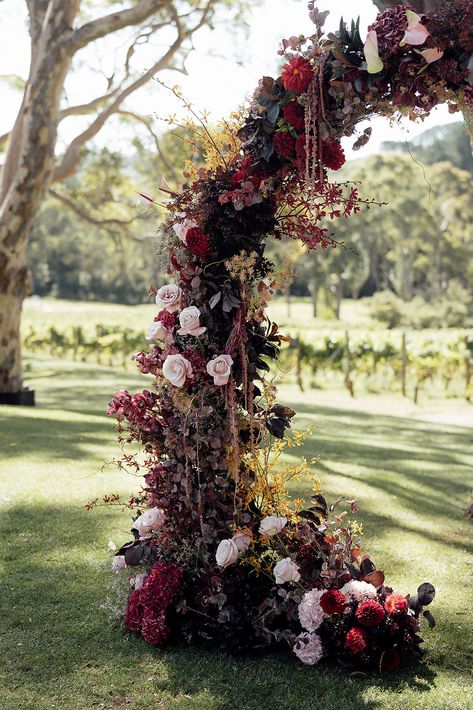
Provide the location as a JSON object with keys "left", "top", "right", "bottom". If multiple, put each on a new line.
{"left": 1, "top": 502, "right": 439, "bottom": 710}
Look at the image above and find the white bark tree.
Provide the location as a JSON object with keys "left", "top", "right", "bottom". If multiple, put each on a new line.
{"left": 0, "top": 0, "right": 245, "bottom": 396}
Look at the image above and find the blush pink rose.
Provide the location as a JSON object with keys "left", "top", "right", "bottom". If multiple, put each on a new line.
{"left": 155, "top": 284, "right": 182, "bottom": 313}
{"left": 146, "top": 321, "right": 168, "bottom": 342}
{"left": 177, "top": 306, "right": 207, "bottom": 337}
{"left": 132, "top": 507, "right": 166, "bottom": 537}
{"left": 216, "top": 539, "right": 239, "bottom": 568}
{"left": 206, "top": 354, "right": 233, "bottom": 386}
{"left": 162, "top": 354, "right": 193, "bottom": 388}
{"left": 273, "top": 557, "right": 301, "bottom": 585}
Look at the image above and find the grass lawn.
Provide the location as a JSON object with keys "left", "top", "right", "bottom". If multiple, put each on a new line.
{"left": 1, "top": 354, "right": 472, "bottom": 710}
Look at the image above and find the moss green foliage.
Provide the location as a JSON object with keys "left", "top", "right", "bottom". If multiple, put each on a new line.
{"left": 1, "top": 353, "right": 472, "bottom": 710}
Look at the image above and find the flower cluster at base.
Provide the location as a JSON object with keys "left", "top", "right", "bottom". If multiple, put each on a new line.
{"left": 103, "top": 1, "right": 469, "bottom": 673}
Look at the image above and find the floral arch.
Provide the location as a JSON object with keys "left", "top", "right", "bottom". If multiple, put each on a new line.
{"left": 104, "top": 2, "right": 472, "bottom": 671}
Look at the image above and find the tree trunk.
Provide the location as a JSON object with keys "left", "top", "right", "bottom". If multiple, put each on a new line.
{"left": 0, "top": 251, "right": 28, "bottom": 393}
{"left": 0, "top": 1, "right": 78, "bottom": 395}
{"left": 310, "top": 277, "right": 319, "bottom": 318}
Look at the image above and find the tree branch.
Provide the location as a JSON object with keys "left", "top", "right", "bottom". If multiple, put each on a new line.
{"left": 70, "top": 0, "right": 171, "bottom": 53}
{"left": 118, "top": 110, "right": 180, "bottom": 182}
{"left": 53, "top": 24, "right": 187, "bottom": 182}
{"left": 48, "top": 188, "right": 153, "bottom": 241}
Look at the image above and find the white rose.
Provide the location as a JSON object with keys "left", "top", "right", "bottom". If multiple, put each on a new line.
{"left": 232, "top": 532, "right": 251, "bottom": 553}
{"left": 112, "top": 555, "right": 126, "bottom": 572}
{"left": 155, "top": 284, "right": 182, "bottom": 313}
{"left": 177, "top": 306, "right": 207, "bottom": 337}
{"left": 173, "top": 217, "right": 197, "bottom": 242}
{"left": 162, "top": 354, "right": 193, "bottom": 388}
{"left": 206, "top": 354, "right": 233, "bottom": 386}
{"left": 273, "top": 557, "right": 301, "bottom": 585}
{"left": 146, "top": 321, "right": 169, "bottom": 342}
{"left": 132, "top": 507, "right": 166, "bottom": 537}
{"left": 259, "top": 516, "right": 287, "bottom": 537}
{"left": 216, "top": 539, "right": 239, "bottom": 568}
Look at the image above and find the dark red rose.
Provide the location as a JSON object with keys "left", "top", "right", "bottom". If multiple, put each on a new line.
{"left": 322, "top": 139, "right": 346, "bottom": 171}
{"left": 320, "top": 589, "right": 347, "bottom": 615}
{"left": 345, "top": 627, "right": 369, "bottom": 654}
{"left": 355, "top": 599, "right": 385, "bottom": 628}
{"left": 141, "top": 607, "right": 171, "bottom": 646}
{"left": 283, "top": 100, "right": 305, "bottom": 131}
{"left": 282, "top": 57, "right": 313, "bottom": 93}
{"left": 380, "top": 647, "right": 401, "bottom": 672}
{"left": 185, "top": 227, "right": 210, "bottom": 258}
{"left": 385, "top": 593, "right": 408, "bottom": 615}
{"left": 273, "top": 131, "right": 296, "bottom": 159}
{"left": 124, "top": 588, "right": 143, "bottom": 632}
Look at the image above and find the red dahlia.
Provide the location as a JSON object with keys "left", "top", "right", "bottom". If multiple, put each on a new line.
{"left": 385, "top": 593, "right": 408, "bottom": 615}
{"left": 283, "top": 100, "right": 305, "bottom": 131}
{"left": 185, "top": 227, "right": 210, "bottom": 258}
{"left": 124, "top": 588, "right": 143, "bottom": 632}
{"left": 345, "top": 627, "right": 369, "bottom": 654}
{"left": 282, "top": 57, "right": 313, "bottom": 93}
{"left": 140, "top": 561, "right": 182, "bottom": 610}
{"left": 380, "top": 647, "right": 401, "bottom": 672}
{"left": 355, "top": 599, "right": 385, "bottom": 628}
{"left": 320, "top": 589, "right": 347, "bottom": 615}
{"left": 141, "top": 607, "right": 171, "bottom": 646}
{"left": 322, "top": 139, "right": 346, "bottom": 171}
{"left": 272, "top": 131, "right": 296, "bottom": 159}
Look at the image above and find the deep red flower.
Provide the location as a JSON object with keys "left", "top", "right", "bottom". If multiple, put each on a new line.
{"left": 124, "top": 588, "right": 143, "bottom": 632}
{"left": 141, "top": 607, "right": 171, "bottom": 646}
{"left": 272, "top": 131, "right": 296, "bottom": 159}
{"left": 283, "top": 100, "right": 305, "bottom": 131}
{"left": 355, "top": 599, "right": 385, "bottom": 628}
{"left": 281, "top": 57, "right": 313, "bottom": 93}
{"left": 107, "top": 389, "right": 131, "bottom": 416}
{"left": 140, "top": 561, "right": 182, "bottom": 610}
{"left": 185, "top": 227, "right": 210, "bottom": 258}
{"left": 322, "top": 139, "right": 346, "bottom": 171}
{"left": 320, "top": 589, "right": 347, "bottom": 615}
{"left": 385, "top": 593, "right": 408, "bottom": 615}
{"left": 154, "top": 310, "right": 177, "bottom": 328}
{"left": 380, "top": 647, "right": 401, "bottom": 672}
{"left": 345, "top": 627, "right": 369, "bottom": 654}
{"left": 368, "top": 6, "right": 410, "bottom": 58}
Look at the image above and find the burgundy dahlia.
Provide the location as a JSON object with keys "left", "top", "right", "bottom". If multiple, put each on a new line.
{"left": 345, "top": 627, "right": 369, "bottom": 655}
{"left": 320, "top": 589, "right": 347, "bottom": 615}
{"left": 282, "top": 57, "right": 313, "bottom": 93}
{"left": 355, "top": 599, "right": 385, "bottom": 628}
{"left": 385, "top": 593, "right": 408, "bottom": 615}
{"left": 272, "top": 131, "right": 296, "bottom": 159}
{"left": 283, "top": 100, "right": 305, "bottom": 131}
{"left": 141, "top": 607, "right": 171, "bottom": 646}
{"left": 322, "top": 139, "right": 346, "bottom": 171}
{"left": 140, "top": 561, "right": 182, "bottom": 610}
{"left": 185, "top": 227, "right": 211, "bottom": 258}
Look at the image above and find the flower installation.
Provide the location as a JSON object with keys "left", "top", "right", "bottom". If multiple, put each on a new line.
{"left": 102, "top": 2, "right": 473, "bottom": 671}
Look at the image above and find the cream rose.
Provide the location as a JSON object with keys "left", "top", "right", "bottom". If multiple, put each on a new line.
{"left": 177, "top": 306, "right": 206, "bottom": 337}
{"left": 132, "top": 507, "right": 166, "bottom": 537}
{"left": 273, "top": 557, "right": 301, "bottom": 585}
{"left": 112, "top": 555, "right": 126, "bottom": 572}
{"left": 155, "top": 284, "right": 182, "bottom": 313}
{"left": 162, "top": 354, "right": 193, "bottom": 388}
{"left": 215, "top": 539, "right": 239, "bottom": 568}
{"left": 259, "top": 516, "right": 287, "bottom": 537}
{"left": 206, "top": 354, "right": 233, "bottom": 386}
{"left": 146, "top": 321, "right": 168, "bottom": 342}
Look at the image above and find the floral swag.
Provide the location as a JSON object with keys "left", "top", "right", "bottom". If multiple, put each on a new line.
{"left": 102, "top": 2, "right": 472, "bottom": 671}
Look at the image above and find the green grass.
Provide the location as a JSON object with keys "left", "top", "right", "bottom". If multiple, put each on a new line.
{"left": 1, "top": 354, "right": 472, "bottom": 710}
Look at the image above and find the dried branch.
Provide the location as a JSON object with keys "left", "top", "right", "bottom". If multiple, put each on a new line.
{"left": 118, "top": 110, "right": 180, "bottom": 182}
